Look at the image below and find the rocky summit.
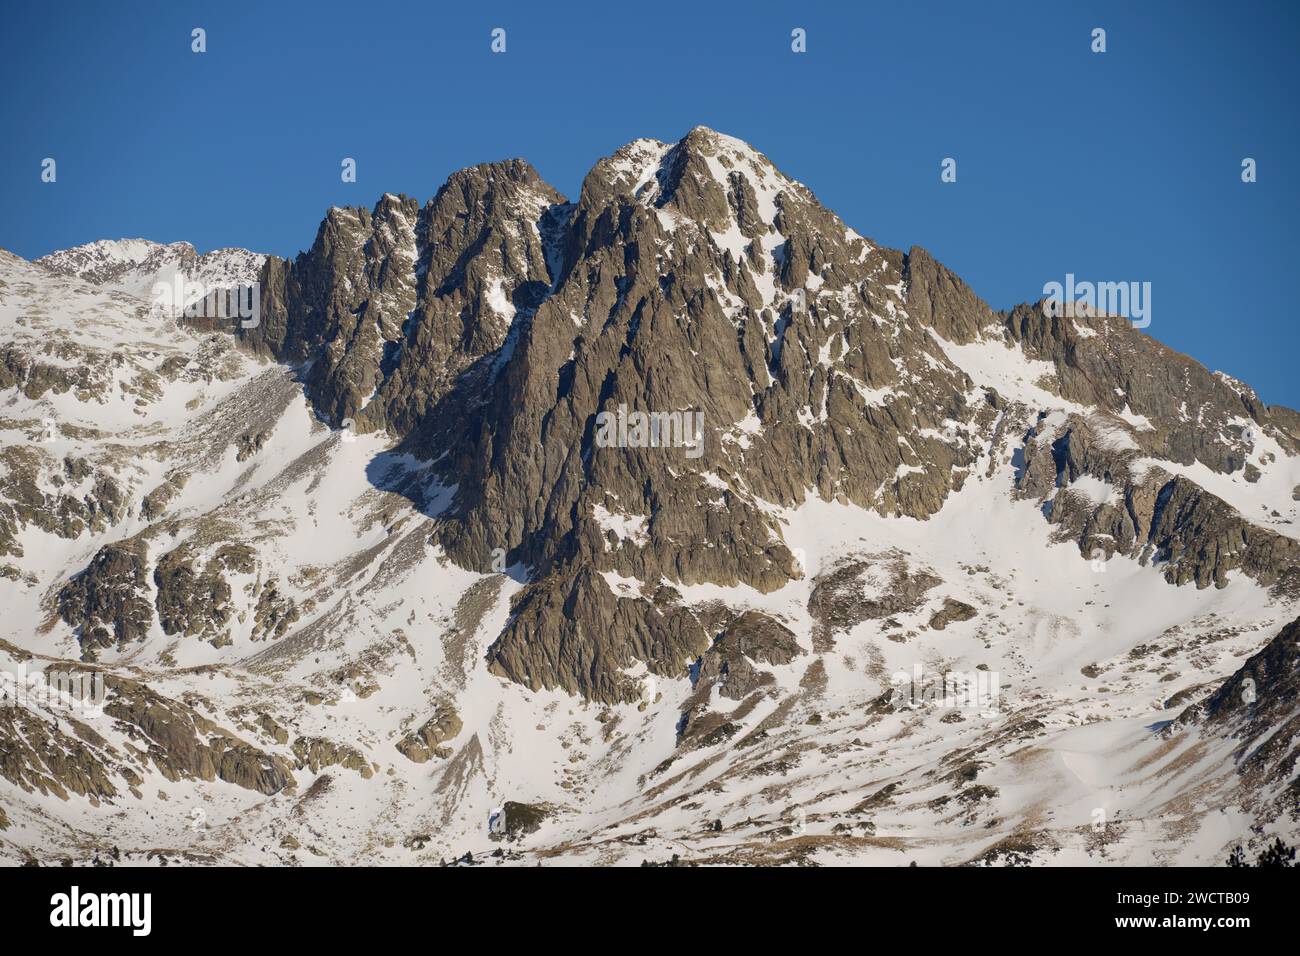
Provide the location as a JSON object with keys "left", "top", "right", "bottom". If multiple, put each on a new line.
{"left": 1, "top": 127, "right": 1297, "bottom": 866}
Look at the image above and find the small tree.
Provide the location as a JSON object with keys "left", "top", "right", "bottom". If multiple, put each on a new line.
{"left": 1226, "top": 838, "right": 1296, "bottom": 867}
{"left": 1256, "top": 837, "right": 1297, "bottom": 868}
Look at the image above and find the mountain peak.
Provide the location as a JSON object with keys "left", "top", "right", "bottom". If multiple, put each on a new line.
{"left": 6, "top": 131, "right": 1300, "bottom": 867}
{"left": 680, "top": 124, "right": 764, "bottom": 157}
{"left": 35, "top": 238, "right": 265, "bottom": 304}
{"left": 38, "top": 238, "right": 192, "bottom": 281}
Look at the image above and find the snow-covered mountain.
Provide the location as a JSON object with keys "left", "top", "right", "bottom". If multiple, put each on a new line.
{"left": 37, "top": 239, "right": 265, "bottom": 306}
{"left": 1, "top": 128, "right": 1297, "bottom": 866}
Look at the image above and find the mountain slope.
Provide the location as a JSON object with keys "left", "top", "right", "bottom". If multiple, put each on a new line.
{"left": 1, "top": 128, "right": 1297, "bottom": 866}
{"left": 37, "top": 239, "right": 265, "bottom": 305}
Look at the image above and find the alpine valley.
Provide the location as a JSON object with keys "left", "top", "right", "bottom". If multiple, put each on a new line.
{"left": 1, "top": 128, "right": 1297, "bottom": 866}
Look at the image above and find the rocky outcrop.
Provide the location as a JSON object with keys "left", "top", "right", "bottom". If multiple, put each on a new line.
{"left": 255, "top": 712, "right": 290, "bottom": 745}
{"left": 1, "top": 667, "right": 293, "bottom": 801}
{"left": 488, "top": 801, "right": 549, "bottom": 842}
{"left": 395, "top": 704, "right": 463, "bottom": 763}
{"left": 929, "top": 598, "right": 978, "bottom": 630}
{"left": 1183, "top": 616, "right": 1300, "bottom": 729}
{"left": 243, "top": 160, "right": 566, "bottom": 442}
{"left": 1173, "top": 615, "right": 1300, "bottom": 814}
{"left": 903, "top": 245, "right": 994, "bottom": 344}
{"left": 695, "top": 610, "right": 802, "bottom": 700}
{"left": 105, "top": 676, "right": 295, "bottom": 795}
{"left": 141, "top": 472, "right": 188, "bottom": 521}
{"left": 153, "top": 545, "right": 236, "bottom": 642}
{"left": 0, "top": 704, "right": 121, "bottom": 802}
{"left": 58, "top": 539, "right": 153, "bottom": 657}
{"left": 1003, "top": 302, "right": 1295, "bottom": 473}
{"left": 1016, "top": 412, "right": 1300, "bottom": 589}
{"left": 485, "top": 568, "right": 709, "bottom": 703}
{"left": 0, "top": 447, "right": 130, "bottom": 554}
{"left": 291, "top": 736, "right": 372, "bottom": 778}
{"left": 0, "top": 344, "right": 102, "bottom": 401}
{"left": 251, "top": 579, "right": 299, "bottom": 641}
{"left": 809, "top": 552, "right": 941, "bottom": 650}
{"left": 1145, "top": 477, "right": 1300, "bottom": 588}
{"left": 235, "top": 429, "right": 271, "bottom": 462}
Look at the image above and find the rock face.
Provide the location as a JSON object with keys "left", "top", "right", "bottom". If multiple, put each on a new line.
{"left": 1174, "top": 615, "right": 1300, "bottom": 821}
{"left": 224, "top": 130, "right": 1001, "bottom": 700}
{"left": 0, "top": 667, "right": 293, "bottom": 801}
{"left": 291, "top": 737, "right": 372, "bottom": 778}
{"left": 178, "top": 127, "right": 1292, "bottom": 702}
{"left": 485, "top": 567, "right": 710, "bottom": 702}
{"left": 0, "top": 447, "right": 129, "bottom": 556}
{"left": 1187, "top": 616, "right": 1300, "bottom": 729}
{"left": 0, "top": 703, "right": 122, "bottom": 802}
{"left": 58, "top": 539, "right": 153, "bottom": 657}
{"left": 153, "top": 545, "right": 236, "bottom": 642}
{"left": 250, "top": 580, "right": 299, "bottom": 642}
{"left": 3, "top": 127, "right": 1300, "bottom": 865}
{"left": 396, "top": 704, "right": 463, "bottom": 763}
{"left": 810, "top": 553, "right": 942, "bottom": 651}
{"left": 488, "top": 801, "right": 549, "bottom": 842}
{"left": 242, "top": 162, "right": 565, "bottom": 441}
{"left": 1015, "top": 411, "right": 1300, "bottom": 590}
{"left": 1002, "top": 302, "right": 1294, "bottom": 472}
{"left": 141, "top": 472, "right": 188, "bottom": 521}
{"left": 104, "top": 676, "right": 295, "bottom": 795}
{"left": 695, "top": 610, "right": 802, "bottom": 701}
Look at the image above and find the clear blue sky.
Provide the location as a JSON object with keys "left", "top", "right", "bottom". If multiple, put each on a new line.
{"left": 2, "top": 1, "right": 1297, "bottom": 406}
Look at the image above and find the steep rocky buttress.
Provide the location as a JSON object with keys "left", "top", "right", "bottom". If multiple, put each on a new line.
{"left": 229, "top": 127, "right": 1300, "bottom": 702}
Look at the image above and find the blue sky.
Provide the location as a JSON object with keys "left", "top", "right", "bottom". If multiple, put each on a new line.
{"left": 2, "top": 1, "right": 1297, "bottom": 406}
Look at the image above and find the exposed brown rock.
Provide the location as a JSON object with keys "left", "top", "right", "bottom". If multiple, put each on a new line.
{"left": 809, "top": 553, "right": 941, "bottom": 651}
{"left": 396, "top": 704, "right": 463, "bottom": 763}
{"left": 105, "top": 676, "right": 294, "bottom": 795}
{"left": 58, "top": 539, "right": 153, "bottom": 657}
{"left": 489, "top": 801, "right": 549, "bottom": 842}
{"left": 929, "top": 599, "right": 978, "bottom": 631}
{"left": 291, "top": 736, "right": 372, "bottom": 778}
